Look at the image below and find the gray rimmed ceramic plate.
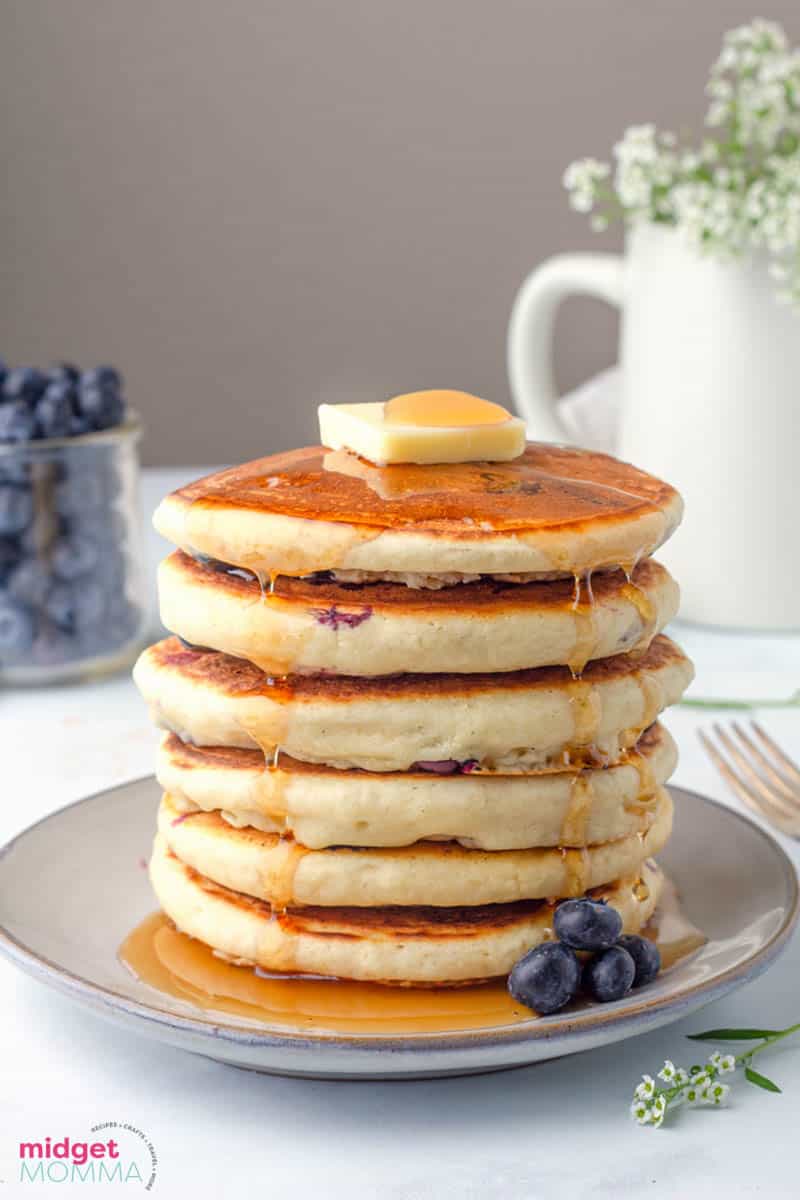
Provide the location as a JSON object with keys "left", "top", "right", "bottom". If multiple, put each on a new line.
{"left": 0, "top": 780, "right": 796, "bottom": 1079}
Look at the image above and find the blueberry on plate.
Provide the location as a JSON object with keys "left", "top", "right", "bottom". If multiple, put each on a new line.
{"left": 36, "top": 381, "right": 75, "bottom": 439}
{"left": 616, "top": 934, "right": 661, "bottom": 988}
{"left": 0, "top": 400, "right": 38, "bottom": 443}
{"left": 2, "top": 367, "right": 47, "bottom": 404}
{"left": 508, "top": 941, "right": 581, "bottom": 1015}
{"left": 582, "top": 945, "right": 636, "bottom": 1003}
{"left": 0, "top": 595, "right": 36, "bottom": 660}
{"left": 553, "top": 897, "right": 623, "bottom": 951}
{"left": 51, "top": 534, "right": 100, "bottom": 581}
{"left": 0, "top": 484, "right": 34, "bottom": 536}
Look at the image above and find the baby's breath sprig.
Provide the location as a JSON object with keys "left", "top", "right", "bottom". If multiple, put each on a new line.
{"left": 630, "top": 1021, "right": 800, "bottom": 1127}
{"left": 563, "top": 19, "right": 800, "bottom": 306}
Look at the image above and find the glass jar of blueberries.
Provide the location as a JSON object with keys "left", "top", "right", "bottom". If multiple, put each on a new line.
{"left": 0, "top": 361, "right": 148, "bottom": 684}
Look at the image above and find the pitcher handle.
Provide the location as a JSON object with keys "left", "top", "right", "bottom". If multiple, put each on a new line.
{"left": 507, "top": 253, "right": 625, "bottom": 441}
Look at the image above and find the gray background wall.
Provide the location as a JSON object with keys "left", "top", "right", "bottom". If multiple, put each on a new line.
{"left": 2, "top": 0, "right": 796, "bottom": 464}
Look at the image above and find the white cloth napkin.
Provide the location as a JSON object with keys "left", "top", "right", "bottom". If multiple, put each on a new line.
{"left": 554, "top": 365, "right": 620, "bottom": 454}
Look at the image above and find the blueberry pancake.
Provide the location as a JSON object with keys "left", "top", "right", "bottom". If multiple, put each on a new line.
{"left": 158, "top": 723, "right": 677, "bottom": 851}
{"left": 158, "top": 551, "right": 679, "bottom": 676}
{"left": 133, "top": 634, "right": 694, "bottom": 774}
{"left": 149, "top": 838, "right": 664, "bottom": 985}
{"left": 153, "top": 443, "right": 682, "bottom": 583}
{"left": 158, "top": 789, "right": 672, "bottom": 908}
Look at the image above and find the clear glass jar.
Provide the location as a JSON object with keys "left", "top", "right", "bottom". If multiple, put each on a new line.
{"left": 0, "top": 418, "right": 148, "bottom": 684}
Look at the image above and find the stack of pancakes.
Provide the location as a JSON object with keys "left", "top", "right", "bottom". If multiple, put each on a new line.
{"left": 134, "top": 444, "right": 694, "bottom": 986}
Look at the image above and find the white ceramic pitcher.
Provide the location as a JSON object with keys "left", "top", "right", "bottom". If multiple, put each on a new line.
{"left": 507, "top": 222, "right": 800, "bottom": 630}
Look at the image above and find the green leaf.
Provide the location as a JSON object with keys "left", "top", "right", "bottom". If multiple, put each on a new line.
{"left": 745, "top": 1066, "right": 782, "bottom": 1094}
{"left": 687, "top": 1028, "right": 780, "bottom": 1041}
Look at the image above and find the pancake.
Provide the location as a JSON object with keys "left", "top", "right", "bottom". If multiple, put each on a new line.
{"left": 153, "top": 444, "right": 682, "bottom": 581}
{"left": 133, "top": 634, "right": 694, "bottom": 773}
{"left": 158, "top": 723, "right": 677, "bottom": 850}
{"left": 158, "top": 787, "right": 672, "bottom": 907}
{"left": 149, "top": 837, "right": 663, "bottom": 983}
{"left": 158, "top": 552, "right": 679, "bottom": 676}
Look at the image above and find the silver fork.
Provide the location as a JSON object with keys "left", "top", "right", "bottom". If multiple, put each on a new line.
{"left": 698, "top": 720, "right": 800, "bottom": 837}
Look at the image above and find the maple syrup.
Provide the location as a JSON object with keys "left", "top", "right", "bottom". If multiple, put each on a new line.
{"left": 384, "top": 390, "right": 511, "bottom": 427}
{"left": 119, "top": 876, "right": 705, "bottom": 1035}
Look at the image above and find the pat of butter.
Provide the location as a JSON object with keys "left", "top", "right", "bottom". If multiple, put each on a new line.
{"left": 318, "top": 390, "right": 526, "bottom": 465}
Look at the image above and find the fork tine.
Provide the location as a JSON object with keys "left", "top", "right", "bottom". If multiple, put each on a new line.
{"left": 699, "top": 728, "right": 800, "bottom": 836}
{"left": 749, "top": 721, "right": 800, "bottom": 785}
{"left": 712, "top": 723, "right": 800, "bottom": 821}
{"left": 729, "top": 721, "right": 800, "bottom": 809}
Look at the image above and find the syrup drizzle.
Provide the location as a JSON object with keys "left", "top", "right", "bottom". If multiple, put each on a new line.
{"left": 560, "top": 774, "right": 593, "bottom": 845}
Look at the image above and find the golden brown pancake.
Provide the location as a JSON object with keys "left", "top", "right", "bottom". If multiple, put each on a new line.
{"left": 158, "top": 551, "right": 679, "bottom": 675}
{"left": 150, "top": 836, "right": 664, "bottom": 983}
{"left": 157, "top": 788, "right": 673, "bottom": 906}
{"left": 158, "top": 723, "right": 677, "bottom": 850}
{"left": 133, "top": 634, "right": 694, "bottom": 772}
{"left": 153, "top": 443, "right": 683, "bottom": 580}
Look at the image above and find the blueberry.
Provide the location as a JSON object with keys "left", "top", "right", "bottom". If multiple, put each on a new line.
{"left": 81, "top": 365, "right": 123, "bottom": 392}
{"left": 582, "top": 945, "right": 636, "bottom": 1003}
{"left": 68, "top": 410, "right": 93, "bottom": 437}
{"left": 0, "top": 484, "right": 34, "bottom": 535}
{"left": 45, "top": 578, "right": 106, "bottom": 633}
{"left": 77, "top": 384, "right": 125, "bottom": 431}
{"left": 46, "top": 363, "right": 80, "bottom": 386}
{"left": 51, "top": 534, "right": 99, "bottom": 581}
{"left": 0, "top": 458, "right": 31, "bottom": 486}
{"left": 2, "top": 367, "right": 47, "bottom": 404}
{"left": 508, "top": 942, "right": 581, "bottom": 1015}
{"left": 7, "top": 559, "right": 52, "bottom": 607}
{"left": 0, "top": 536, "right": 22, "bottom": 584}
{"left": 72, "top": 508, "right": 125, "bottom": 545}
{"left": 55, "top": 471, "right": 108, "bottom": 514}
{"left": 553, "top": 897, "right": 623, "bottom": 951}
{"left": 0, "top": 595, "right": 35, "bottom": 660}
{"left": 36, "top": 382, "right": 75, "bottom": 439}
{"left": 32, "top": 626, "right": 79, "bottom": 667}
{"left": 0, "top": 400, "right": 38, "bottom": 443}
{"left": 617, "top": 935, "right": 661, "bottom": 988}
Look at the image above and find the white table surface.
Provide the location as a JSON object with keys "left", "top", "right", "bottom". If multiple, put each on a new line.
{"left": 3, "top": 467, "right": 800, "bottom": 1199}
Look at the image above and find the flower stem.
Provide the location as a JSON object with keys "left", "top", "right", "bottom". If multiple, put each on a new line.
{"left": 736, "top": 1022, "right": 800, "bottom": 1065}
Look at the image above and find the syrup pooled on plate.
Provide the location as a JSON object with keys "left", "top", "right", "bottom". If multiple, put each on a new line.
{"left": 119, "top": 878, "right": 705, "bottom": 1036}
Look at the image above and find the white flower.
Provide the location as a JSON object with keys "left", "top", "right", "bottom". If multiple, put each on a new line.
{"left": 650, "top": 1095, "right": 667, "bottom": 1128}
{"left": 658, "top": 1060, "right": 677, "bottom": 1083}
{"left": 718, "top": 1055, "right": 736, "bottom": 1075}
{"left": 630, "top": 1098, "right": 653, "bottom": 1125}
{"left": 563, "top": 158, "right": 610, "bottom": 215}
{"left": 708, "top": 1081, "right": 731, "bottom": 1106}
{"left": 636, "top": 1074, "right": 656, "bottom": 1099}
{"left": 682, "top": 1084, "right": 704, "bottom": 1106}
{"left": 674, "top": 1067, "right": 690, "bottom": 1086}
{"left": 708, "top": 1051, "right": 722, "bottom": 1068}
